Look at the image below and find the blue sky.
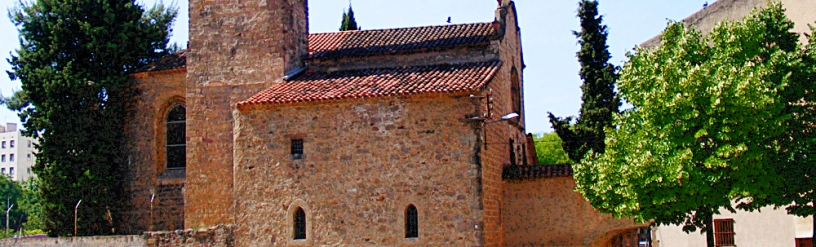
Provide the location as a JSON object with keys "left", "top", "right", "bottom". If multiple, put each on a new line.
{"left": 0, "top": 0, "right": 709, "bottom": 134}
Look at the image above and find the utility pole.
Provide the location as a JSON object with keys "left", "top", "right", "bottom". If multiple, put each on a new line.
{"left": 6, "top": 204, "right": 13, "bottom": 237}
{"left": 74, "top": 200, "right": 81, "bottom": 237}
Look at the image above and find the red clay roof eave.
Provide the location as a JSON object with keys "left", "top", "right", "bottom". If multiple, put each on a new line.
{"left": 130, "top": 67, "right": 186, "bottom": 78}
{"left": 306, "top": 41, "right": 494, "bottom": 60}
{"left": 236, "top": 89, "right": 485, "bottom": 111}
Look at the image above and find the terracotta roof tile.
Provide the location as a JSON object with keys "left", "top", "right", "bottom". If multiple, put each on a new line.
{"left": 134, "top": 22, "right": 497, "bottom": 73}
{"left": 133, "top": 50, "right": 186, "bottom": 73}
{"left": 239, "top": 61, "right": 502, "bottom": 106}
{"left": 308, "top": 22, "right": 496, "bottom": 59}
{"left": 503, "top": 164, "right": 574, "bottom": 180}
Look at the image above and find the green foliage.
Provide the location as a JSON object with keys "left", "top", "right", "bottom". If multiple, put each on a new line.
{"left": 339, "top": 4, "right": 361, "bottom": 31}
{"left": 19, "top": 178, "right": 43, "bottom": 231}
{"left": 549, "top": 0, "right": 620, "bottom": 163}
{"left": 0, "top": 176, "right": 24, "bottom": 236}
{"left": 533, "top": 133, "right": 571, "bottom": 165}
{"left": 574, "top": 4, "right": 814, "bottom": 246}
{"left": 7, "top": 0, "right": 177, "bottom": 236}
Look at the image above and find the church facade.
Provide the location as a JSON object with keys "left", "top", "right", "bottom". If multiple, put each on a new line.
{"left": 124, "top": 0, "right": 642, "bottom": 246}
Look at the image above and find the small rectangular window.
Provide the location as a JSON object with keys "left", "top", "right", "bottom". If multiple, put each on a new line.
{"left": 9, "top": 154, "right": 14, "bottom": 162}
{"left": 27, "top": 154, "right": 30, "bottom": 160}
{"left": 26, "top": 168, "right": 30, "bottom": 174}
{"left": 9, "top": 168, "right": 14, "bottom": 176}
{"left": 714, "top": 219, "right": 735, "bottom": 247}
{"left": 9, "top": 140, "right": 14, "bottom": 148}
{"left": 27, "top": 141, "right": 31, "bottom": 148}
{"left": 1, "top": 168, "right": 5, "bottom": 174}
{"left": 1, "top": 155, "right": 5, "bottom": 162}
{"left": 1, "top": 141, "right": 5, "bottom": 148}
{"left": 291, "top": 139, "right": 304, "bottom": 160}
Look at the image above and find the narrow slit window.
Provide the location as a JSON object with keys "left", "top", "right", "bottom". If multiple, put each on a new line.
{"left": 294, "top": 207, "right": 306, "bottom": 240}
{"left": 9, "top": 140, "right": 14, "bottom": 148}
{"left": 405, "top": 204, "right": 418, "bottom": 238}
{"left": 291, "top": 139, "right": 304, "bottom": 160}
{"left": 166, "top": 105, "right": 186, "bottom": 169}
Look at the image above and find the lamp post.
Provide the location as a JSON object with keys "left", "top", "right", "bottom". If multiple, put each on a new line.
{"left": 469, "top": 112, "right": 520, "bottom": 149}
{"left": 74, "top": 200, "right": 81, "bottom": 236}
{"left": 5, "top": 203, "right": 12, "bottom": 237}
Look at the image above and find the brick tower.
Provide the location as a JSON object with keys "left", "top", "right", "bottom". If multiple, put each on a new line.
{"left": 185, "top": 0, "right": 309, "bottom": 228}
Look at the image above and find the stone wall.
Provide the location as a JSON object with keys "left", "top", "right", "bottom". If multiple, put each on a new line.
{"left": 122, "top": 70, "right": 187, "bottom": 234}
{"left": 478, "top": 2, "right": 527, "bottom": 246}
{"left": 502, "top": 177, "right": 645, "bottom": 247}
{"left": 144, "top": 225, "right": 234, "bottom": 247}
{"left": 0, "top": 236, "right": 145, "bottom": 247}
{"left": 233, "top": 94, "right": 486, "bottom": 246}
{"left": 185, "top": 0, "right": 309, "bottom": 229}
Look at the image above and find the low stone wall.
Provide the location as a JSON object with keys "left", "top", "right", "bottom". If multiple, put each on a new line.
{"left": 0, "top": 235, "right": 145, "bottom": 247}
{"left": 143, "top": 224, "right": 234, "bottom": 247}
{"left": 0, "top": 225, "right": 234, "bottom": 247}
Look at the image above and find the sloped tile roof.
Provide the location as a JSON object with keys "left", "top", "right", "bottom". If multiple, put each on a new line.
{"left": 238, "top": 61, "right": 502, "bottom": 106}
{"left": 133, "top": 50, "right": 186, "bottom": 73}
{"left": 308, "top": 22, "right": 496, "bottom": 59}
{"left": 503, "top": 164, "right": 574, "bottom": 180}
{"left": 134, "top": 22, "right": 497, "bottom": 73}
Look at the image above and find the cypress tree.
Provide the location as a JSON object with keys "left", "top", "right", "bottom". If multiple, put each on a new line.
{"left": 340, "top": 3, "right": 361, "bottom": 31}
{"left": 7, "top": 0, "right": 176, "bottom": 236}
{"left": 548, "top": 0, "right": 619, "bottom": 163}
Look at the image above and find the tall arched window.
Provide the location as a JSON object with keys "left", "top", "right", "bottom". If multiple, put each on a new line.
{"left": 294, "top": 207, "right": 307, "bottom": 240}
{"left": 510, "top": 68, "right": 522, "bottom": 118}
{"left": 166, "top": 105, "right": 186, "bottom": 169}
{"left": 405, "top": 204, "right": 418, "bottom": 238}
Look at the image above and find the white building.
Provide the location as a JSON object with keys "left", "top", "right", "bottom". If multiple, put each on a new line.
{"left": 0, "top": 123, "right": 37, "bottom": 182}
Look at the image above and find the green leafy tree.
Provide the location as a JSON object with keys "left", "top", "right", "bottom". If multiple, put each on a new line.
{"left": 0, "top": 176, "right": 24, "bottom": 238}
{"left": 548, "top": 0, "right": 620, "bottom": 163}
{"left": 339, "top": 3, "right": 361, "bottom": 31}
{"left": 7, "top": 0, "right": 177, "bottom": 236}
{"left": 19, "top": 178, "right": 43, "bottom": 232}
{"left": 574, "top": 4, "right": 814, "bottom": 247}
{"left": 533, "top": 132, "right": 571, "bottom": 165}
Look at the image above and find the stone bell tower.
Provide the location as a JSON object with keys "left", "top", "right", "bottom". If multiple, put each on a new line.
{"left": 185, "top": 0, "right": 309, "bottom": 228}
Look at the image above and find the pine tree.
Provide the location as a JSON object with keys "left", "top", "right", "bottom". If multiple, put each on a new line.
{"left": 548, "top": 0, "right": 619, "bottom": 163}
{"left": 340, "top": 4, "right": 361, "bottom": 31}
{"left": 7, "top": 0, "right": 176, "bottom": 236}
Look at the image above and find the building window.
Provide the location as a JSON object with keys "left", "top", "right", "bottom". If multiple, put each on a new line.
{"left": 166, "top": 105, "right": 186, "bottom": 169}
{"left": 291, "top": 139, "right": 304, "bottom": 160}
{"left": 294, "top": 207, "right": 306, "bottom": 240}
{"left": 9, "top": 168, "right": 13, "bottom": 176}
{"left": 9, "top": 141, "right": 14, "bottom": 148}
{"left": 27, "top": 141, "right": 31, "bottom": 148}
{"left": 26, "top": 168, "right": 30, "bottom": 174}
{"left": 509, "top": 139, "right": 517, "bottom": 166}
{"left": 26, "top": 154, "right": 30, "bottom": 160}
{"left": 1, "top": 168, "right": 5, "bottom": 174}
{"left": 510, "top": 67, "right": 522, "bottom": 120}
{"left": 1, "top": 141, "right": 5, "bottom": 148}
{"left": 9, "top": 154, "right": 13, "bottom": 162}
{"left": 1, "top": 155, "right": 5, "bottom": 162}
{"left": 405, "top": 204, "right": 418, "bottom": 238}
{"left": 714, "top": 219, "right": 735, "bottom": 247}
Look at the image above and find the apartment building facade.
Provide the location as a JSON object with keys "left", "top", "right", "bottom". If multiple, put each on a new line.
{"left": 0, "top": 123, "right": 36, "bottom": 181}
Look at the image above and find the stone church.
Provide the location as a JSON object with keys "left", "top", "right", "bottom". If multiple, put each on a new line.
{"left": 125, "top": 0, "right": 643, "bottom": 246}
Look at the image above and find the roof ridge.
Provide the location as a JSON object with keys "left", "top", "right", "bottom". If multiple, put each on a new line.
{"left": 311, "top": 22, "right": 493, "bottom": 35}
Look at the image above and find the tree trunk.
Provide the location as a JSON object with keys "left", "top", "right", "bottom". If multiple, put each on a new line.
{"left": 706, "top": 212, "right": 715, "bottom": 247}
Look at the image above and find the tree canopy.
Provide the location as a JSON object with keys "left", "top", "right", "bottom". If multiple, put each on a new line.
{"left": 340, "top": 3, "right": 361, "bottom": 31}
{"left": 532, "top": 132, "right": 570, "bottom": 165}
{"left": 7, "top": 0, "right": 177, "bottom": 236}
{"left": 549, "top": 0, "right": 620, "bottom": 163}
{"left": 573, "top": 3, "right": 815, "bottom": 246}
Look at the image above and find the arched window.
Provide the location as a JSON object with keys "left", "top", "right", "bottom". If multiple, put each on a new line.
{"left": 405, "top": 204, "right": 418, "bottom": 238}
{"left": 294, "top": 207, "right": 306, "bottom": 240}
{"left": 166, "top": 105, "right": 186, "bottom": 169}
{"left": 510, "top": 68, "right": 522, "bottom": 118}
